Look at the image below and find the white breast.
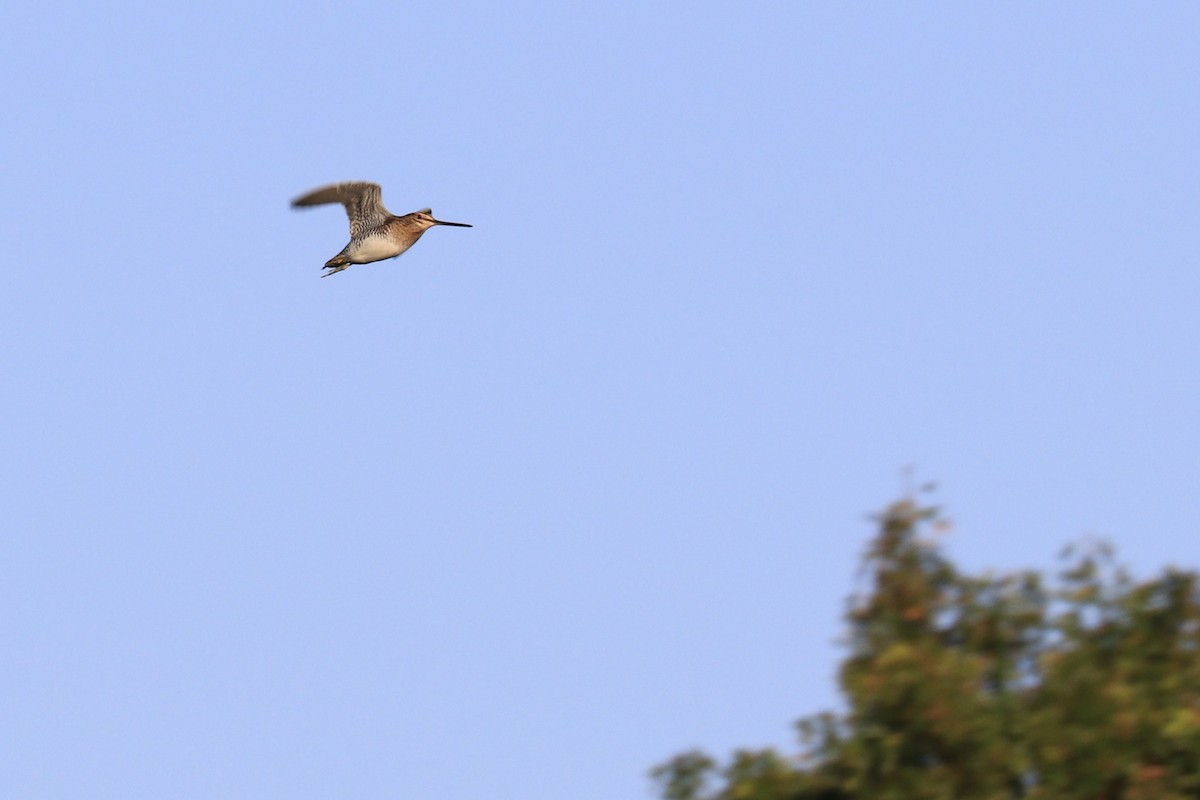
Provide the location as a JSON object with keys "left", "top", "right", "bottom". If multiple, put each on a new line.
{"left": 348, "top": 236, "right": 410, "bottom": 264}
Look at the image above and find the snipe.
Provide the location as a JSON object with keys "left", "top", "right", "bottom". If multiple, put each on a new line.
{"left": 291, "top": 181, "right": 471, "bottom": 277}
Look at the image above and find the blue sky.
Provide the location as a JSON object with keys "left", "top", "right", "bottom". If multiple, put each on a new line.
{"left": 2, "top": 3, "right": 1199, "bottom": 798}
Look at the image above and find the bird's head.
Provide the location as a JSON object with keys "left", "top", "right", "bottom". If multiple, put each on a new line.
{"left": 413, "top": 209, "right": 472, "bottom": 230}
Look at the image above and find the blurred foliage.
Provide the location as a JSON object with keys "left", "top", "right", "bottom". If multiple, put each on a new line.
{"left": 653, "top": 499, "right": 1200, "bottom": 800}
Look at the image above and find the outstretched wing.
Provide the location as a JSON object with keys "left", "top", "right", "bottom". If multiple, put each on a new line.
{"left": 291, "top": 181, "right": 392, "bottom": 238}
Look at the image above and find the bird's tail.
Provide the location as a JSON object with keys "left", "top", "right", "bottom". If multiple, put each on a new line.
{"left": 321, "top": 254, "right": 350, "bottom": 278}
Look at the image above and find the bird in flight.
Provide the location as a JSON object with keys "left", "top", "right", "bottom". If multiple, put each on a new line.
{"left": 291, "top": 181, "right": 472, "bottom": 277}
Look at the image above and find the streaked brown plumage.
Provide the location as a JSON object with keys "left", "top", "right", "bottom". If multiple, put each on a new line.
{"left": 291, "top": 181, "right": 471, "bottom": 277}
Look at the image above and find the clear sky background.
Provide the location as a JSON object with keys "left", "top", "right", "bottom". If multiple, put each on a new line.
{"left": 2, "top": 3, "right": 1198, "bottom": 798}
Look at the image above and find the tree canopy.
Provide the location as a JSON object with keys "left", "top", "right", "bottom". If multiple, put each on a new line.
{"left": 653, "top": 499, "right": 1200, "bottom": 800}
